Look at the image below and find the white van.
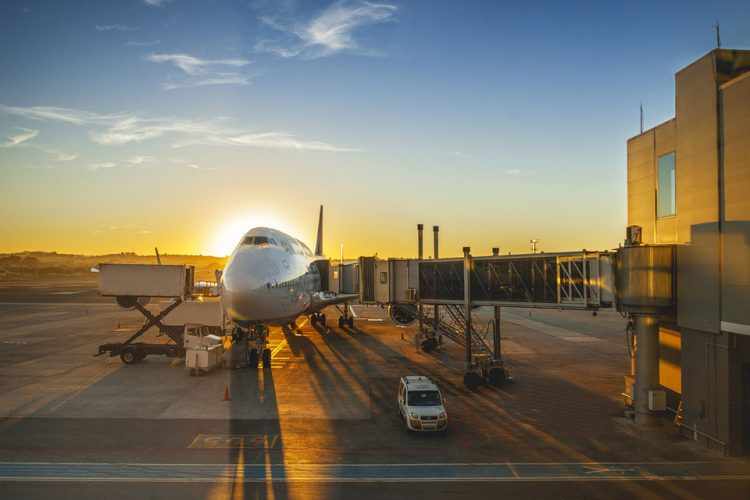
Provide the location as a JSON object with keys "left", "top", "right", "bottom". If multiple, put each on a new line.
{"left": 397, "top": 376, "right": 448, "bottom": 432}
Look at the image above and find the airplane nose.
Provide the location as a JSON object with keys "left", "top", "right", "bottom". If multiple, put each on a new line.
{"left": 220, "top": 248, "right": 277, "bottom": 323}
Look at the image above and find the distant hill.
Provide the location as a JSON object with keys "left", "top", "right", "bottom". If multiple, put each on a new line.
{"left": 0, "top": 252, "right": 227, "bottom": 282}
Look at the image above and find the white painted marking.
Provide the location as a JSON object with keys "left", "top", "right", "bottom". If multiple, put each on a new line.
{"left": 507, "top": 316, "right": 601, "bottom": 343}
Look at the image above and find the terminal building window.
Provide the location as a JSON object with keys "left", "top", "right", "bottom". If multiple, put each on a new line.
{"left": 657, "top": 152, "right": 676, "bottom": 218}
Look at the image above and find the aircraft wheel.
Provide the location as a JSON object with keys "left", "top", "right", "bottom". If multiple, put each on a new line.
{"left": 320, "top": 313, "right": 326, "bottom": 325}
{"left": 248, "top": 348, "right": 259, "bottom": 368}
{"left": 338, "top": 317, "right": 345, "bottom": 328}
{"left": 262, "top": 348, "right": 272, "bottom": 367}
{"left": 347, "top": 317, "right": 354, "bottom": 328}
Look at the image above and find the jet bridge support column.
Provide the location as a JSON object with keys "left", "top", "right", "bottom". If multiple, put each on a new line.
{"left": 463, "top": 246, "right": 472, "bottom": 370}
{"left": 417, "top": 224, "right": 424, "bottom": 344}
{"left": 634, "top": 314, "right": 660, "bottom": 425}
{"left": 432, "top": 225, "right": 440, "bottom": 345}
{"left": 493, "top": 305, "right": 502, "bottom": 362}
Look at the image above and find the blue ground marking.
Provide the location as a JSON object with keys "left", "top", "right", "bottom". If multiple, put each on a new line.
{"left": 0, "top": 462, "right": 749, "bottom": 482}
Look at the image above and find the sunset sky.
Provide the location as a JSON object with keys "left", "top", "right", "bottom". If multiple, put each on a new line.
{"left": 2, "top": 0, "right": 749, "bottom": 258}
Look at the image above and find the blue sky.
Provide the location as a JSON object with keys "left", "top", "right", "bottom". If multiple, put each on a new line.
{"left": 1, "top": 0, "right": 749, "bottom": 256}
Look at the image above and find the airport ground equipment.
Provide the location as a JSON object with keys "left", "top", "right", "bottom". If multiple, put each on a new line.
{"left": 97, "top": 299, "right": 185, "bottom": 364}
{"left": 95, "top": 263, "right": 198, "bottom": 363}
{"left": 184, "top": 324, "right": 225, "bottom": 375}
{"left": 398, "top": 376, "right": 448, "bottom": 432}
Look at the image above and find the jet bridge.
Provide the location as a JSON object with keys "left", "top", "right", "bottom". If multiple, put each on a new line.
{"left": 417, "top": 250, "right": 615, "bottom": 309}
{"left": 348, "top": 243, "right": 615, "bottom": 389}
{"left": 351, "top": 250, "right": 615, "bottom": 309}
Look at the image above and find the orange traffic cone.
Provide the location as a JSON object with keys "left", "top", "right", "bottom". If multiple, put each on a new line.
{"left": 223, "top": 384, "right": 231, "bottom": 401}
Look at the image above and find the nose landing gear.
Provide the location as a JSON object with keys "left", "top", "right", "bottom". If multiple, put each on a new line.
{"left": 248, "top": 323, "right": 273, "bottom": 368}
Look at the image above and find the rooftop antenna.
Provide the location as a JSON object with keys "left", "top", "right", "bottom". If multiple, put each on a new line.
{"left": 640, "top": 102, "right": 644, "bottom": 134}
{"left": 715, "top": 21, "right": 721, "bottom": 49}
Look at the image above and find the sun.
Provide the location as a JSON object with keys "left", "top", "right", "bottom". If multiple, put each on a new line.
{"left": 208, "top": 212, "right": 304, "bottom": 257}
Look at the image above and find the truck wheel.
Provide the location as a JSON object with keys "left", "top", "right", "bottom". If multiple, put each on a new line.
{"left": 463, "top": 371, "right": 482, "bottom": 390}
{"left": 488, "top": 367, "right": 506, "bottom": 386}
{"left": 120, "top": 348, "right": 138, "bottom": 365}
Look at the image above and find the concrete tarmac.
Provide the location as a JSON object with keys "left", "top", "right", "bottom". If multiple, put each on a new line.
{"left": 0, "top": 281, "right": 748, "bottom": 499}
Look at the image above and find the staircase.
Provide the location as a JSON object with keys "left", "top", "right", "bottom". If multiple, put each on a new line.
{"left": 418, "top": 304, "right": 493, "bottom": 356}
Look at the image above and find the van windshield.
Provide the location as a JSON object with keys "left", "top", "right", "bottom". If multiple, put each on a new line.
{"left": 407, "top": 390, "right": 441, "bottom": 406}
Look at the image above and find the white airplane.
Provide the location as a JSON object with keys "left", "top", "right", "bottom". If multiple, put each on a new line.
{"left": 220, "top": 206, "right": 358, "bottom": 366}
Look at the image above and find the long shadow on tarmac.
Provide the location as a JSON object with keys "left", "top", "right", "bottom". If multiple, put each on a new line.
{"left": 300, "top": 311, "right": 732, "bottom": 500}
{"left": 221, "top": 338, "right": 289, "bottom": 500}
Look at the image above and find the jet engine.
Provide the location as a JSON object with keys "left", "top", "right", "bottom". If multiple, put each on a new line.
{"left": 388, "top": 304, "right": 418, "bottom": 326}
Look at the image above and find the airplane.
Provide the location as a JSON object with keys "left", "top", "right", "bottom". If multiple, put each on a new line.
{"left": 220, "top": 205, "right": 359, "bottom": 367}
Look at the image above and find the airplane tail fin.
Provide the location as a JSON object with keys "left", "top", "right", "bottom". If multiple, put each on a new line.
{"left": 314, "top": 205, "right": 323, "bottom": 256}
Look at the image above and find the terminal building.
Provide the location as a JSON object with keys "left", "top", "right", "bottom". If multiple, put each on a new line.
{"left": 627, "top": 49, "right": 750, "bottom": 454}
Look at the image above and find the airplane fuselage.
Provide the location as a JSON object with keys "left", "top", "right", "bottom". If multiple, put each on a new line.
{"left": 220, "top": 227, "right": 322, "bottom": 325}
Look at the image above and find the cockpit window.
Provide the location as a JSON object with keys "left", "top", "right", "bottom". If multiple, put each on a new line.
{"left": 242, "top": 236, "right": 276, "bottom": 246}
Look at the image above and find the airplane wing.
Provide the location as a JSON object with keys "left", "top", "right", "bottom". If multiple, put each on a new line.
{"left": 307, "top": 291, "right": 359, "bottom": 313}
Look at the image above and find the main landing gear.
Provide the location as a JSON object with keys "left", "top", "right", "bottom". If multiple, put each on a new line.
{"left": 337, "top": 304, "right": 354, "bottom": 329}
{"left": 310, "top": 312, "right": 326, "bottom": 326}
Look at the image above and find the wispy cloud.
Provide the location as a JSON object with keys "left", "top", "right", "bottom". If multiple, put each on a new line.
{"left": 171, "top": 159, "right": 216, "bottom": 171}
{"left": 96, "top": 24, "right": 139, "bottom": 32}
{"left": 1, "top": 127, "right": 38, "bottom": 147}
{"left": 125, "top": 40, "right": 161, "bottom": 47}
{"left": 0, "top": 104, "right": 357, "bottom": 152}
{"left": 144, "top": 0, "right": 173, "bottom": 6}
{"left": 146, "top": 53, "right": 252, "bottom": 90}
{"left": 0, "top": 104, "right": 123, "bottom": 125}
{"left": 89, "top": 161, "right": 117, "bottom": 171}
{"left": 51, "top": 151, "right": 78, "bottom": 161}
{"left": 255, "top": 1, "right": 397, "bottom": 59}
{"left": 126, "top": 155, "right": 156, "bottom": 165}
{"left": 146, "top": 53, "right": 250, "bottom": 76}
{"left": 174, "top": 131, "right": 359, "bottom": 152}
{"left": 161, "top": 74, "right": 253, "bottom": 90}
